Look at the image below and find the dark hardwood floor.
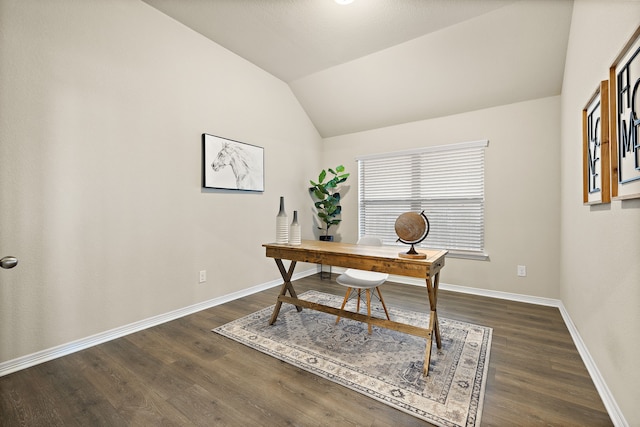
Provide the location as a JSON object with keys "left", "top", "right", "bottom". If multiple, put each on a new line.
{"left": 0, "top": 274, "right": 612, "bottom": 426}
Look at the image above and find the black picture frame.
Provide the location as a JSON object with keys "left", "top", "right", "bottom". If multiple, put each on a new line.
{"left": 202, "top": 133, "right": 264, "bottom": 192}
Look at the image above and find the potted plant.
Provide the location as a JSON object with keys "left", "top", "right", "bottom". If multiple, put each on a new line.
{"left": 309, "top": 165, "right": 349, "bottom": 241}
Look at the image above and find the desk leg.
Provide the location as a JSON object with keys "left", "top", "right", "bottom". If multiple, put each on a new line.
{"left": 423, "top": 270, "right": 442, "bottom": 375}
{"left": 430, "top": 270, "right": 442, "bottom": 348}
{"left": 268, "top": 259, "right": 301, "bottom": 325}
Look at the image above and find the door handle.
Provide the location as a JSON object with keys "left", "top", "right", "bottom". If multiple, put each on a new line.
{"left": 0, "top": 256, "right": 18, "bottom": 269}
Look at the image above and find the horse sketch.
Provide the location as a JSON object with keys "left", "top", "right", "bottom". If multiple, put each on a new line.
{"left": 211, "top": 142, "right": 262, "bottom": 190}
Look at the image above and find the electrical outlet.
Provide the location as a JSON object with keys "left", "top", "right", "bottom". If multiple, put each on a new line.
{"left": 517, "top": 265, "right": 527, "bottom": 277}
{"left": 199, "top": 270, "right": 207, "bottom": 283}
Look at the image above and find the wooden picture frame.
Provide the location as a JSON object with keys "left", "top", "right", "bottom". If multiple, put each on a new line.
{"left": 582, "top": 80, "right": 610, "bottom": 204}
{"left": 609, "top": 26, "right": 640, "bottom": 200}
{"left": 202, "top": 133, "right": 265, "bottom": 192}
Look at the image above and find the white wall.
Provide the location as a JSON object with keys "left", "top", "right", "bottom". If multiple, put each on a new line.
{"left": 323, "top": 96, "right": 562, "bottom": 299}
{"left": 560, "top": 2, "right": 640, "bottom": 424}
{"left": 0, "top": 0, "right": 321, "bottom": 363}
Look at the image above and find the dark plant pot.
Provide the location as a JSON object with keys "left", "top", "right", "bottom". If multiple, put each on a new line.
{"left": 319, "top": 235, "right": 334, "bottom": 242}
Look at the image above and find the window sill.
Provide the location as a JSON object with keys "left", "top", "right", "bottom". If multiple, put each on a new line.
{"left": 442, "top": 250, "right": 489, "bottom": 261}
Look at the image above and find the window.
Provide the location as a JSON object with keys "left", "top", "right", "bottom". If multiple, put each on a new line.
{"left": 357, "top": 140, "right": 488, "bottom": 259}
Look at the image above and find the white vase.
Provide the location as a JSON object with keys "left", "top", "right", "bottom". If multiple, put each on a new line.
{"left": 275, "top": 196, "right": 289, "bottom": 244}
{"left": 289, "top": 210, "right": 301, "bottom": 245}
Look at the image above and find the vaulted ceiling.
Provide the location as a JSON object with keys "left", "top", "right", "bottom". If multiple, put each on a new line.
{"left": 143, "top": 0, "right": 574, "bottom": 137}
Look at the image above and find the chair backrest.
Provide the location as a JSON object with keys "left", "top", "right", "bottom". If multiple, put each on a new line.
{"left": 357, "top": 236, "right": 383, "bottom": 246}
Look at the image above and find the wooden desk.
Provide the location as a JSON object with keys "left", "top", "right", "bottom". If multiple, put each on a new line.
{"left": 263, "top": 240, "right": 448, "bottom": 375}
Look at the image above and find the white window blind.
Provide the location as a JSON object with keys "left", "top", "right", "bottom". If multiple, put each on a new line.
{"left": 357, "top": 140, "right": 488, "bottom": 258}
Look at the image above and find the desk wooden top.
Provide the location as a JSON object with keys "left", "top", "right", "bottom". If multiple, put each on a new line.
{"left": 263, "top": 240, "right": 447, "bottom": 279}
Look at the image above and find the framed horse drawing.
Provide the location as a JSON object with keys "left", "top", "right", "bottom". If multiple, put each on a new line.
{"left": 203, "top": 133, "right": 264, "bottom": 192}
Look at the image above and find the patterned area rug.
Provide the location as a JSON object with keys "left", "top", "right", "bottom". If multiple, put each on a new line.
{"left": 213, "top": 291, "right": 492, "bottom": 426}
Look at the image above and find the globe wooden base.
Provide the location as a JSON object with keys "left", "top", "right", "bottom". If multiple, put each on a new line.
{"left": 398, "top": 251, "right": 427, "bottom": 259}
{"left": 398, "top": 243, "right": 427, "bottom": 259}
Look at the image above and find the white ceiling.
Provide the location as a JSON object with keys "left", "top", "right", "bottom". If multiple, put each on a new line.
{"left": 143, "top": 0, "right": 574, "bottom": 137}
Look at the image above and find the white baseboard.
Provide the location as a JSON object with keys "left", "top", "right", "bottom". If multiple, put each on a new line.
{"left": 555, "top": 302, "right": 628, "bottom": 427}
{"left": 0, "top": 268, "right": 317, "bottom": 377}
{"left": 0, "top": 268, "right": 628, "bottom": 426}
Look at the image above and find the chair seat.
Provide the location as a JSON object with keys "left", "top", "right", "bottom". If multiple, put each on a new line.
{"left": 334, "top": 237, "right": 390, "bottom": 334}
{"left": 336, "top": 268, "right": 389, "bottom": 289}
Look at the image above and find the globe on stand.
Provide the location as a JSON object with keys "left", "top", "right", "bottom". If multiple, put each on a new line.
{"left": 394, "top": 211, "right": 430, "bottom": 259}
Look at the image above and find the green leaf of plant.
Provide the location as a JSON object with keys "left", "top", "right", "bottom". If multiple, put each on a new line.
{"left": 318, "top": 169, "right": 326, "bottom": 183}
{"left": 336, "top": 165, "right": 345, "bottom": 173}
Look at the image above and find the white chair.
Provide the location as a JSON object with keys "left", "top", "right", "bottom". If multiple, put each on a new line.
{"left": 335, "top": 236, "right": 391, "bottom": 334}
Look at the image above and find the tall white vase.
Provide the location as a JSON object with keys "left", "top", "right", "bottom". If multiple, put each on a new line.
{"left": 275, "top": 196, "right": 289, "bottom": 244}
{"left": 289, "top": 210, "right": 301, "bottom": 245}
